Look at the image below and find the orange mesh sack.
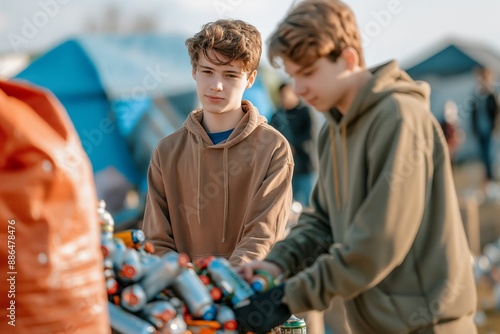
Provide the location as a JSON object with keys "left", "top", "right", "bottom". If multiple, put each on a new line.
{"left": 0, "top": 80, "right": 110, "bottom": 333}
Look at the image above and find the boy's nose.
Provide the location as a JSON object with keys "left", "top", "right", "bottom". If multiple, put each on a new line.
{"left": 211, "top": 80, "right": 223, "bottom": 92}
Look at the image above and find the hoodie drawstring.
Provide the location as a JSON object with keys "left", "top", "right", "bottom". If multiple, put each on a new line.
{"left": 329, "top": 124, "right": 348, "bottom": 209}
{"left": 341, "top": 123, "right": 349, "bottom": 204}
{"left": 222, "top": 148, "right": 228, "bottom": 243}
{"left": 196, "top": 136, "right": 230, "bottom": 242}
{"left": 329, "top": 126, "right": 342, "bottom": 209}
{"left": 197, "top": 136, "right": 202, "bottom": 225}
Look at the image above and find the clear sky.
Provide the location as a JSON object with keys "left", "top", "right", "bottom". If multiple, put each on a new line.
{"left": 1, "top": 0, "right": 499, "bottom": 69}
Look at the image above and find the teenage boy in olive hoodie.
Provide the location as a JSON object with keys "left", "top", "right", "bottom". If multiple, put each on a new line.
{"left": 237, "top": 1, "right": 477, "bottom": 333}
{"left": 141, "top": 19, "right": 293, "bottom": 268}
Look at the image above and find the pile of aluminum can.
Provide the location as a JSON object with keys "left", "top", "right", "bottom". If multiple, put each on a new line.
{"left": 473, "top": 239, "right": 500, "bottom": 286}
{"left": 98, "top": 201, "right": 280, "bottom": 334}
{"left": 472, "top": 238, "right": 500, "bottom": 327}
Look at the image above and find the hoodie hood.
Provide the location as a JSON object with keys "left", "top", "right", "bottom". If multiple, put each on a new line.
{"left": 184, "top": 100, "right": 267, "bottom": 148}
{"left": 326, "top": 60, "right": 430, "bottom": 127}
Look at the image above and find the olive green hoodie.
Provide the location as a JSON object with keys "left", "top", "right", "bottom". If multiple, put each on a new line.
{"left": 265, "top": 61, "right": 477, "bottom": 333}
{"left": 142, "top": 100, "right": 293, "bottom": 267}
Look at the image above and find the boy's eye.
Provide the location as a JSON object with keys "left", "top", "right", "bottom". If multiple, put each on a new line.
{"left": 299, "top": 67, "right": 315, "bottom": 77}
{"left": 226, "top": 74, "right": 238, "bottom": 78}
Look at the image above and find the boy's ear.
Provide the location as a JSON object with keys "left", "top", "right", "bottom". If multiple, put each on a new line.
{"left": 246, "top": 70, "right": 257, "bottom": 89}
{"left": 192, "top": 68, "right": 196, "bottom": 80}
{"left": 341, "top": 47, "right": 360, "bottom": 70}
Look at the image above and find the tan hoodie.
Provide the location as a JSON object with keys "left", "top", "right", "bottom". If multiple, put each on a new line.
{"left": 142, "top": 100, "right": 293, "bottom": 267}
{"left": 265, "top": 61, "right": 477, "bottom": 333}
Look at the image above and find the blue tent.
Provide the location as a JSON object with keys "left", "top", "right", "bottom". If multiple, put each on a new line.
{"left": 15, "top": 35, "right": 198, "bottom": 185}
{"left": 14, "top": 35, "right": 198, "bottom": 225}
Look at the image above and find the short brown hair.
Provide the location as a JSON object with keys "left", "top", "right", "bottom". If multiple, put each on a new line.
{"left": 268, "top": 0, "right": 364, "bottom": 68}
{"left": 186, "top": 19, "right": 262, "bottom": 73}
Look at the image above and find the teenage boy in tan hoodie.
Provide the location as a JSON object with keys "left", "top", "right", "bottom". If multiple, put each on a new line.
{"left": 237, "top": 1, "right": 477, "bottom": 333}
{"left": 141, "top": 19, "right": 293, "bottom": 268}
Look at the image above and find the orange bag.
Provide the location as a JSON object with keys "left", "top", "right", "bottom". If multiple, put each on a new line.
{"left": 0, "top": 80, "right": 110, "bottom": 333}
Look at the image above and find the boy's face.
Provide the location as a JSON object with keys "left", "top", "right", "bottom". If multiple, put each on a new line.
{"left": 476, "top": 68, "right": 494, "bottom": 93}
{"left": 283, "top": 55, "right": 352, "bottom": 113}
{"left": 193, "top": 50, "right": 257, "bottom": 116}
{"left": 279, "top": 85, "right": 300, "bottom": 110}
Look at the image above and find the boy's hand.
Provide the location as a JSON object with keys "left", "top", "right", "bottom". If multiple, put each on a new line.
{"left": 238, "top": 261, "right": 283, "bottom": 282}
{"left": 235, "top": 284, "right": 291, "bottom": 334}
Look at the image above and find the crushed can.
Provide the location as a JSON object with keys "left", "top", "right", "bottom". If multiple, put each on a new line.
{"left": 279, "top": 315, "right": 306, "bottom": 334}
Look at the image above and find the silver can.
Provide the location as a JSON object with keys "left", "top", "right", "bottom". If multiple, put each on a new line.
{"left": 171, "top": 267, "right": 216, "bottom": 320}
{"left": 138, "top": 251, "right": 182, "bottom": 300}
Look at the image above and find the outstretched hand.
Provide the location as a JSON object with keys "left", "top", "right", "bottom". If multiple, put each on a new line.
{"left": 237, "top": 260, "right": 283, "bottom": 283}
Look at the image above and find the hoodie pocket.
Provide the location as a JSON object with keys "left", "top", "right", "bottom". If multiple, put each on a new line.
{"left": 353, "top": 287, "right": 429, "bottom": 333}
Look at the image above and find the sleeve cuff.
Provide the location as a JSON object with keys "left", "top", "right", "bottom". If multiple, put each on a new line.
{"left": 265, "top": 253, "right": 292, "bottom": 278}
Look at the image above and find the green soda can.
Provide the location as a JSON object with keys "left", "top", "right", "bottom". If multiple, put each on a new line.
{"left": 279, "top": 315, "right": 307, "bottom": 334}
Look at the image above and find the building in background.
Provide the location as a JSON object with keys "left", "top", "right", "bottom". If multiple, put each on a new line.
{"left": 404, "top": 38, "right": 500, "bottom": 168}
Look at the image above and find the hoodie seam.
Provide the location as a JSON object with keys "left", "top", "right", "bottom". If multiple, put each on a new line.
{"left": 197, "top": 135, "right": 202, "bottom": 225}
{"left": 329, "top": 126, "right": 342, "bottom": 209}
{"left": 222, "top": 147, "right": 228, "bottom": 243}
{"left": 341, "top": 123, "right": 348, "bottom": 208}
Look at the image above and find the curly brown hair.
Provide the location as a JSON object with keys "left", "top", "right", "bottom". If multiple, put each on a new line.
{"left": 186, "top": 19, "right": 262, "bottom": 73}
{"left": 268, "top": 0, "right": 364, "bottom": 68}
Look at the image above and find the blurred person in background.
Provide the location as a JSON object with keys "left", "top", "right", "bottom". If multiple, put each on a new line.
{"left": 270, "top": 82, "right": 317, "bottom": 207}
{"left": 0, "top": 80, "right": 109, "bottom": 333}
{"left": 470, "top": 66, "right": 499, "bottom": 184}
{"left": 440, "top": 100, "right": 464, "bottom": 159}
